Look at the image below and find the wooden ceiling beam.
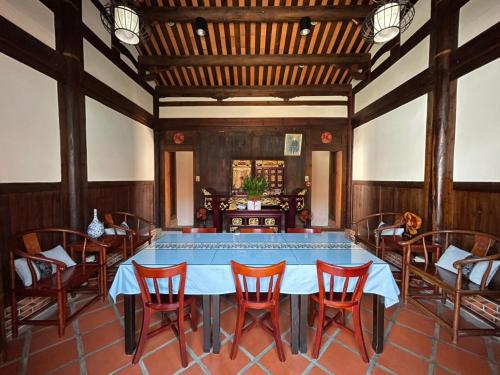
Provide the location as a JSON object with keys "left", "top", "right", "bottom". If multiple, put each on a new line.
{"left": 141, "top": 6, "right": 373, "bottom": 23}
{"left": 139, "top": 53, "right": 371, "bottom": 69}
{"left": 159, "top": 100, "right": 348, "bottom": 107}
{"left": 156, "top": 85, "right": 351, "bottom": 99}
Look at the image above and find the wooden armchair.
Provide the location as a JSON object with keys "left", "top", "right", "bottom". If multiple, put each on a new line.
{"left": 9, "top": 229, "right": 111, "bottom": 338}
{"left": 103, "top": 212, "right": 154, "bottom": 257}
{"left": 400, "top": 230, "right": 500, "bottom": 343}
{"left": 352, "top": 212, "right": 403, "bottom": 253}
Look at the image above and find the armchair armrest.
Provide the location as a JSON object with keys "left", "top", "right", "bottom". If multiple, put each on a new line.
{"left": 105, "top": 223, "right": 137, "bottom": 236}
{"left": 453, "top": 253, "right": 500, "bottom": 269}
{"left": 14, "top": 249, "right": 67, "bottom": 270}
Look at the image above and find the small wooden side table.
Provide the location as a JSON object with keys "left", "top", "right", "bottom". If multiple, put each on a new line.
{"left": 69, "top": 236, "right": 124, "bottom": 295}
{"left": 381, "top": 235, "right": 441, "bottom": 297}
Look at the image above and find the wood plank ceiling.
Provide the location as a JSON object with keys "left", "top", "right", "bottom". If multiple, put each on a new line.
{"left": 136, "top": 0, "right": 375, "bottom": 99}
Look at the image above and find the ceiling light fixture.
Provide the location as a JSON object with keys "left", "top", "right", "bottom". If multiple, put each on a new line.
{"left": 362, "top": 0, "right": 415, "bottom": 43}
{"left": 100, "top": 1, "right": 145, "bottom": 45}
{"left": 194, "top": 17, "right": 208, "bottom": 37}
{"left": 299, "top": 17, "right": 312, "bottom": 36}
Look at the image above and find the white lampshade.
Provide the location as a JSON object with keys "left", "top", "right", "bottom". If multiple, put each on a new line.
{"left": 114, "top": 5, "right": 140, "bottom": 45}
{"left": 373, "top": 2, "right": 400, "bottom": 43}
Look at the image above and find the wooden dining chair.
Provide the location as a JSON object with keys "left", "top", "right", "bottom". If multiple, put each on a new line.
{"left": 239, "top": 228, "right": 275, "bottom": 233}
{"left": 132, "top": 261, "right": 197, "bottom": 367}
{"left": 309, "top": 260, "right": 373, "bottom": 362}
{"left": 181, "top": 227, "right": 217, "bottom": 233}
{"left": 286, "top": 228, "right": 321, "bottom": 233}
{"left": 230, "top": 260, "right": 286, "bottom": 362}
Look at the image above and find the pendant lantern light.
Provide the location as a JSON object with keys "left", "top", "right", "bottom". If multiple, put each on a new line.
{"left": 194, "top": 17, "right": 208, "bottom": 37}
{"left": 362, "top": 0, "right": 415, "bottom": 43}
{"left": 101, "top": 1, "right": 145, "bottom": 45}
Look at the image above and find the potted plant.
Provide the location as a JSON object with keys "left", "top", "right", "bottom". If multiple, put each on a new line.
{"left": 242, "top": 176, "right": 268, "bottom": 210}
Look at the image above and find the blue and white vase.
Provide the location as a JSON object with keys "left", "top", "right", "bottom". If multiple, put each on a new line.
{"left": 87, "top": 209, "right": 104, "bottom": 239}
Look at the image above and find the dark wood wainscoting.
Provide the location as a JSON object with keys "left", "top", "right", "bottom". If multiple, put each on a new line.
{"left": 87, "top": 181, "right": 155, "bottom": 223}
{"left": 351, "top": 180, "right": 424, "bottom": 223}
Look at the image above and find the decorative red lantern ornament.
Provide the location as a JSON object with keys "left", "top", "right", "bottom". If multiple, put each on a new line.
{"left": 173, "top": 132, "right": 185, "bottom": 144}
{"left": 321, "top": 131, "right": 332, "bottom": 144}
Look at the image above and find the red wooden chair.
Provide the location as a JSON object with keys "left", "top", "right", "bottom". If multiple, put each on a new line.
{"left": 132, "top": 261, "right": 197, "bottom": 367}
{"left": 239, "top": 228, "right": 275, "bottom": 233}
{"left": 286, "top": 228, "right": 321, "bottom": 233}
{"left": 181, "top": 227, "right": 217, "bottom": 233}
{"left": 230, "top": 260, "right": 286, "bottom": 362}
{"left": 308, "top": 260, "right": 373, "bottom": 361}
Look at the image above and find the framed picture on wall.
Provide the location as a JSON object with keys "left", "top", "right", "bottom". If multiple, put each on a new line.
{"left": 284, "top": 134, "right": 303, "bottom": 156}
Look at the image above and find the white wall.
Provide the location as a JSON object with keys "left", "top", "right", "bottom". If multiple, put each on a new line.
{"left": 454, "top": 59, "right": 500, "bottom": 182}
{"left": 353, "top": 95, "right": 427, "bottom": 181}
{"left": 86, "top": 97, "right": 154, "bottom": 181}
{"left": 82, "top": 0, "right": 111, "bottom": 47}
{"left": 0, "top": 0, "right": 55, "bottom": 48}
{"left": 459, "top": 0, "right": 500, "bottom": 46}
{"left": 311, "top": 151, "right": 330, "bottom": 226}
{"left": 0, "top": 53, "right": 60, "bottom": 182}
{"left": 175, "top": 152, "right": 194, "bottom": 226}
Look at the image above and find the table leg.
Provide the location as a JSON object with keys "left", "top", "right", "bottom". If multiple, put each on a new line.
{"left": 124, "top": 295, "right": 136, "bottom": 355}
{"left": 203, "top": 295, "right": 211, "bottom": 353}
{"left": 290, "top": 295, "right": 299, "bottom": 354}
{"left": 299, "top": 295, "right": 309, "bottom": 353}
{"left": 372, "top": 295, "right": 385, "bottom": 353}
{"left": 211, "top": 295, "right": 221, "bottom": 354}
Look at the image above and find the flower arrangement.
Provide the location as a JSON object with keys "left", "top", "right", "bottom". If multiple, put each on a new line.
{"left": 298, "top": 209, "right": 312, "bottom": 228}
{"left": 242, "top": 176, "right": 268, "bottom": 201}
{"left": 196, "top": 207, "right": 208, "bottom": 227}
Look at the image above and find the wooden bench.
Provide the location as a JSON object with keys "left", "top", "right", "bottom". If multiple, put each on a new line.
{"left": 103, "top": 212, "right": 154, "bottom": 257}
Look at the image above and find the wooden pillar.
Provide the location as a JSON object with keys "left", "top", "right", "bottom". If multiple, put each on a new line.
{"left": 153, "top": 94, "right": 161, "bottom": 226}
{"left": 55, "top": 0, "right": 87, "bottom": 230}
{"left": 426, "top": 0, "right": 459, "bottom": 230}
{"left": 345, "top": 92, "right": 354, "bottom": 227}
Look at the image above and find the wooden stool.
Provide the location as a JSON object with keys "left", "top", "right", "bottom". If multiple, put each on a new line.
{"left": 230, "top": 260, "right": 286, "bottom": 361}
{"left": 309, "top": 260, "right": 373, "bottom": 362}
{"left": 132, "top": 261, "right": 197, "bottom": 367}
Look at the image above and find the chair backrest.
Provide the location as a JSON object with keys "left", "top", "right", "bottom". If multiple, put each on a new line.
{"left": 287, "top": 228, "right": 321, "bottom": 234}
{"left": 104, "top": 213, "right": 114, "bottom": 226}
{"left": 132, "top": 261, "right": 187, "bottom": 307}
{"left": 22, "top": 233, "right": 42, "bottom": 254}
{"left": 316, "top": 260, "right": 372, "bottom": 308}
{"left": 471, "top": 235, "right": 494, "bottom": 257}
{"left": 231, "top": 260, "right": 286, "bottom": 305}
{"left": 182, "top": 227, "right": 217, "bottom": 233}
{"left": 240, "top": 228, "right": 274, "bottom": 233}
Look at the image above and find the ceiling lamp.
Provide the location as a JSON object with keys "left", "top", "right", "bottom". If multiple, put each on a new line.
{"left": 194, "top": 17, "right": 208, "bottom": 37}
{"left": 101, "top": 1, "right": 144, "bottom": 45}
{"left": 299, "top": 17, "right": 312, "bottom": 36}
{"left": 362, "top": 0, "right": 415, "bottom": 43}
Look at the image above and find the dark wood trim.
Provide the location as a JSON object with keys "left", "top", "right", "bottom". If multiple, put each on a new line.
{"left": 141, "top": 5, "right": 373, "bottom": 23}
{"left": 354, "top": 20, "right": 432, "bottom": 95}
{"left": 82, "top": 72, "right": 154, "bottom": 128}
{"left": 453, "top": 182, "right": 500, "bottom": 193}
{"left": 87, "top": 181, "right": 154, "bottom": 188}
{"left": 450, "top": 22, "right": 500, "bottom": 80}
{"left": 157, "top": 85, "right": 351, "bottom": 99}
{"left": 0, "top": 182, "right": 61, "bottom": 194}
{"left": 345, "top": 94, "right": 354, "bottom": 227}
{"left": 38, "top": 0, "right": 58, "bottom": 12}
{"left": 0, "top": 15, "right": 65, "bottom": 81}
{"left": 352, "top": 180, "right": 424, "bottom": 189}
{"left": 157, "top": 117, "right": 348, "bottom": 131}
{"left": 153, "top": 94, "right": 161, "bottom": 225}
{"left": 159, "top": 100, "right": 348, "bottom": 107}
{"left": 82, "top": 25, "right": 154, "bottom": 96}
{"left": 353, "top": 68, "right": 434, "bottom": 127}
{"left": 140, "top": 53, "right": 370, "bottom": 69}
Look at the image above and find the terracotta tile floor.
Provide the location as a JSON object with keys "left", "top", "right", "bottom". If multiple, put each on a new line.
{"left": 1, "top": 294, "right": 498, "bottom": 375}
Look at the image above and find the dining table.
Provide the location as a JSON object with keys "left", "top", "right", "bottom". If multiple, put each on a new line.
{"left": 109, "top": 231, "right": 400, "bottom": 356}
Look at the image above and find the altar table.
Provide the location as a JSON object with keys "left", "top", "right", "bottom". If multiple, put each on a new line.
{"left": 109, "top": 232, "right": 400, "bottom": 355}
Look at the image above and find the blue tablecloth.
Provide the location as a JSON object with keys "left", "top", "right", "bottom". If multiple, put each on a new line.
{"left": 109, "top": 232, "right": 400, "bottom": 307}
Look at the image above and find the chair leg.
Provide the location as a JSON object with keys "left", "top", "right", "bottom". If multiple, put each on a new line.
{"left": 352, "top": 306, "right": 369, "bottom": 363}
{"left": 178, "top": 311, "right": 189, "bottom": 368}
{"left": 190, "top": 297, "right": 198, "bottom": 331}
{"left": 452, "top": 292, "right": 461, "bottom": 344}
{"left": 270, "top": 306, "right": 286, "bottom": 362}
{"left": 312, "top": 304, "right": 325, "bottom": 359}
{"left": 132, "top": 309, "right": 151, "bottom": 364}
{"left": 11, "top": 292, "right": 18, "bottom": 338}
{"left": 308, "top": 297, "right": 315, "bottom": 327}
{"left": 230, "top": 306, "right": 246, "bottom": 360}
{"left": 57, "top": 292, "right": 66, "bottom": 338}
{"left": 403, "top": 261, "right": 411, "bottom": 304}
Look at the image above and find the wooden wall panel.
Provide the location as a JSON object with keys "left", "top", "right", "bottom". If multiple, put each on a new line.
{"left": 87, "top": 181, "right": 155, "bottom": 222}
